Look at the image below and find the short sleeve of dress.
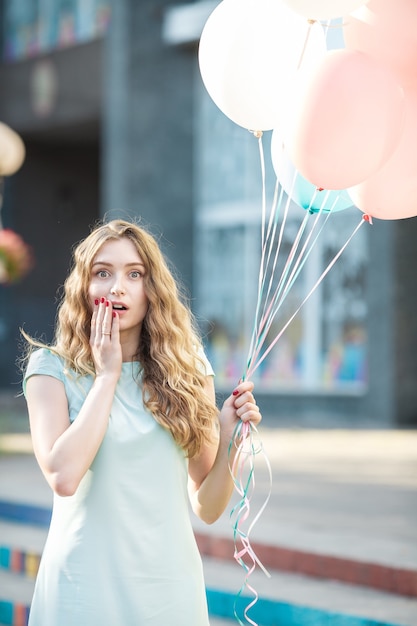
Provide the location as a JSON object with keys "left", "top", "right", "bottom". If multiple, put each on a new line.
{"left": 23, "top": 348, "right": 66, "bottom": 397}
{"left": 196, "top": 345, "right": 215, "bottom": 377}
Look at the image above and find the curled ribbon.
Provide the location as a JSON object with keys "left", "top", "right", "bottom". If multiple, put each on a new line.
{"left": 228, "top": 420, "right": 272, "bottom": 625}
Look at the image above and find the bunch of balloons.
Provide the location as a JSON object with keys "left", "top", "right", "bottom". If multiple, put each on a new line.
{"left": 199, "top": 0, "right": 417, "bottom": 220}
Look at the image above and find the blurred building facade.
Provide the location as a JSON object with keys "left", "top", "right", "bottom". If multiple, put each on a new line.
{"left": 0, "top": 0, "right": 416, "bottom": 426}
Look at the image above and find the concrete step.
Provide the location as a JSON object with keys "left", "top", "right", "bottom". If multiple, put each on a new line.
{"left": 0, "top": 571, "right": 33, "bottom": 605}
{"left": 203, "top": 556, "right": 417, "bottom": 626}
{"left": 0, "top": 520, "right": 47, "bottom": 554}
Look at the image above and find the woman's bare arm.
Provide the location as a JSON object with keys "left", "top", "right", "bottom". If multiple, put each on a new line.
{"left": 188, "top": 379, "right": 261, "bottom": 524}
{"left": 26, "top": 371, "right": 119, "bottom": 497}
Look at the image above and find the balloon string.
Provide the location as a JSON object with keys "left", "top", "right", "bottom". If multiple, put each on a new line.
{"left": 253, "top": 186, "right": 292, "bottom": 355}
{"left": 265, "top": 178, "right": 282, "bottom": 244}
{"left": 245, "top": 161, "right": 318, "bottom": 378}
{"left": 245, "top": 160, "right": 292, "bottom": 378}
{"left": 228, "top": 420, "right": 273, "bottom": 625}
{"left": 264, "top": 185, "right": 339, "bottom": 327}
{"left": 246, "top": 214, "right": 369, "bottom": 379}
{"left": 246, "top": 210, "right": 312, "bottom": 373}
{"left": 229, "top": 422, "right": 272, "bottom": 575}
{"left": 297, "top": 19, "right": 316, "bottom": 71}
{"left": 264, "top": 184, "right": 306, "bottom": 315}
{"left": 247, "top": 206, "right": 348, "bottom": 378}
{"left": 246, "top": 169, "right": 329, "bottom": 378}
{"left": 244, "top": 134, "right": 267, "bottom": 380}
{"left": 258, "top": 133, "right": 267, "bottom": 252}
{"left": 268, "top": 174, "right": 345, "bottom": 307}
{"left": 274, "top": 187, "right": 348, "bottom": 307}
{"left": 247, "top": 214, "right": 366, "bottom": 378}
{"left": 262, "top": 179, "right": 284, "bottom": 292}
{"left": 245, "top": 152, "right": 363, "bottom": 381}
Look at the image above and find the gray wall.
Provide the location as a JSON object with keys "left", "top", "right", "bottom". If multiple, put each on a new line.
{"left": 0, "top": 141, "right": 99, "bottom": 387}
{"left": 393, "top": 218, "right": 417, "bottom": 425}
{"left": 0, "top": 42, "right": 101, "bottom": 387}
{"left": 102, "top": 0, "right": 196, "bottom": 291}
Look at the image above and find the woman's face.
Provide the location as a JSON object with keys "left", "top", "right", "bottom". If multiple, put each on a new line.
{"left": 88, "top": 237, "right": 149, "bottom": 339}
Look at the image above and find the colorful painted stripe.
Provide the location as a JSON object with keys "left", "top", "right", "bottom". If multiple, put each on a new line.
{"left": 206, "top": 588, "right": 406, "bottom": 626}
{"left": 0, "top": 546, "right": 40, "bottom": 578}
{"left": 0, "top": 589, "right": 405, "bottom": 626}
{"left": 0, "top": 600, "right": 30, "bottom": 626}
{"left": 0, "top": 501, "right": 51, "bottom": 528}
{"left": 0, "top": 571, "right": 409, "bottom": 626}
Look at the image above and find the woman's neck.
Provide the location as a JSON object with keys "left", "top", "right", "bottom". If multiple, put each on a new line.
{"left": 120, "top": 331, "right": 141, "bottom": 363}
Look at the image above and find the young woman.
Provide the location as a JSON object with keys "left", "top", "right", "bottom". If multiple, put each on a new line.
{"left": 22, "top": 219, "right": 262, "bottom": 626}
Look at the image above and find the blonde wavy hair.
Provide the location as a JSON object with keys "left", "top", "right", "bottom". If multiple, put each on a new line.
{"left": 23, "top": 219, "right": 218, "bottom": 458}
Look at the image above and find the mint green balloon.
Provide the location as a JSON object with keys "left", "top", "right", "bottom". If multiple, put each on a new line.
{"left": 271, "top": 129, "right": 353, "bottom": 213}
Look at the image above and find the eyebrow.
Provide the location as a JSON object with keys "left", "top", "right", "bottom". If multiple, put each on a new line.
{"left": 91, "top": 261, "right": 146, "bottom": 269}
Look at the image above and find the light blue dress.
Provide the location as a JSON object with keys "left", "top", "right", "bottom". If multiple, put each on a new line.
{"left": 24, "top": 348, "right": 214, "bottom": 626}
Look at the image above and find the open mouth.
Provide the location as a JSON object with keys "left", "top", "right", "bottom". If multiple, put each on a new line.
{"left": 112, "top": 304, "right": 128, "bottom": 311}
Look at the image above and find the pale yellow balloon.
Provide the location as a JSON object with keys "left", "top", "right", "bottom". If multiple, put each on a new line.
{"left": 0, "top": 122, "right": 26, "bottom": 176}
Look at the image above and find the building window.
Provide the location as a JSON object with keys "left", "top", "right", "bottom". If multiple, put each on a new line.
{"left": 2, "top": 0, "right": 111, "bottom": 62}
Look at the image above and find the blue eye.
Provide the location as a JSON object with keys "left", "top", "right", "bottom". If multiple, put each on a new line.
{"left": 97, "top": 270, "right": 109, "bottom": 278}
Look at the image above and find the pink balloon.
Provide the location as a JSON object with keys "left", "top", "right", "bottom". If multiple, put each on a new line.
{"left": 343, "top": 0, "right": 417, "bottom": 90}
{"left": 287, "top": 49, "right": 406, "bottom": 190}
{"left": 348, "top": 89, "right": 417, "bottom": 220}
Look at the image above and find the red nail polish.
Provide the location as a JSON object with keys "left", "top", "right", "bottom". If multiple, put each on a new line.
{"left": 100, "top": 297, "right": 105, "bottom": 304}
{"left": 112, "top": 311, "right": 116, "bottom": 318}
{"left": 106, "top": 300, "right": 109, "bottom": 307}
{"left": 94, "top": 299, "right": 99, "bottom": 306}
{"left": 232, "top": 389, "right": 239, "bottom": 396}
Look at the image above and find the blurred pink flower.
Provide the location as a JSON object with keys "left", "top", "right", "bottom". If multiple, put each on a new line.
{"left": 0, "top": 228, "right": 34, "bottom": 284}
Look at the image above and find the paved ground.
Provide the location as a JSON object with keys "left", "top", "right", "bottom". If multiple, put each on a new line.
{"left": 2, "top": 427, "right": 416, "bottom": 570}
{"left": 1, "top": 392, "right": 417, "bottom": 625}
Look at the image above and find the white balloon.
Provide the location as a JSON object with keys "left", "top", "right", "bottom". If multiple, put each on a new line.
{"left": 0, "top": 123, "right": 25, "bottom": 176}
{"left": 282, "top": 0, "right": 369, "bottom": 20}
{"left": 198, "top": 0, "right": 326, "bottom": 131}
